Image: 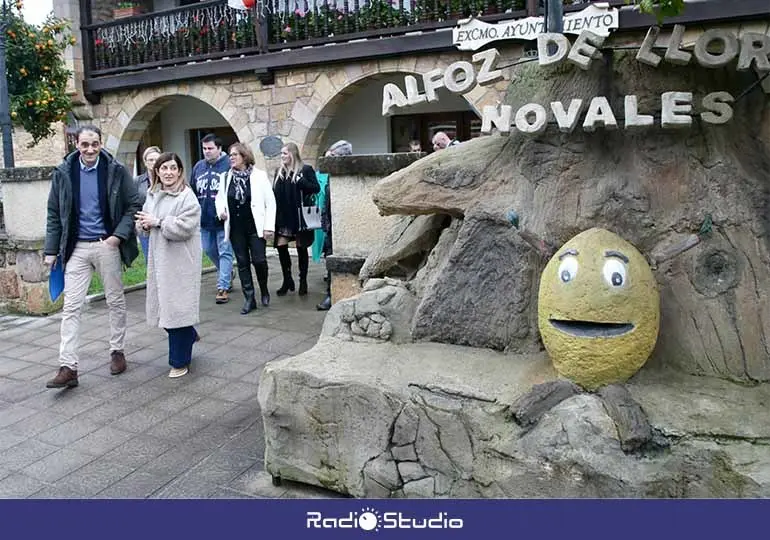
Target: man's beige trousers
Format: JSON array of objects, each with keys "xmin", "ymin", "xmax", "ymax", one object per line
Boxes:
[{"xmin": 59, "ymin": 241, "xmax": 126, "ymax": 369}]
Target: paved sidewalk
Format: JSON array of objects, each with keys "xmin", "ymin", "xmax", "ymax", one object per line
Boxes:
[{"xmin": 0, "ymin": 257, "xmax": 342, "ymax": 499}]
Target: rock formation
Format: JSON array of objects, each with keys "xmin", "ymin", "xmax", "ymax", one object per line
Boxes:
[{"xmin": 259, "ymin": 50, "xmax": 770, "ymax": 497}]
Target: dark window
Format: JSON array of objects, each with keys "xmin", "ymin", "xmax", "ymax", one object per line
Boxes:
[{"xmin": 390, "ymin": 111, "xmax": 481, "ymax": 153}]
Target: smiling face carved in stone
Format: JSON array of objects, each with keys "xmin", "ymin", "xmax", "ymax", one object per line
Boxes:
[{"xmin": 537, "ymin": 228, "xmax": 660, "ymax": 390}]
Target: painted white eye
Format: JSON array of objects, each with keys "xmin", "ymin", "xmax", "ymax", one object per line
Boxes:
[
  {"xmin": 603, "ymin": 259, "xmax": 627, "ymax": 288},
  {"xmin": 557, "ymin": 256, "xmax": 578, "ymax": 283}
]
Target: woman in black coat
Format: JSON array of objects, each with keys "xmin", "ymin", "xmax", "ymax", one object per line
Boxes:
[{"xmin": 272, "ymin": 142, "xmax": 320, "ymax": 296}]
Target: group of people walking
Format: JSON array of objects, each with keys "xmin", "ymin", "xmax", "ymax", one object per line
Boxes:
[{"xmin": 43, "ymin": 125, "xmax": 327, "ymax": 385}]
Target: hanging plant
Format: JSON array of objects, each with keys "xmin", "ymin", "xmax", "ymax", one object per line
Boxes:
[
  {"xmin": 6, "ymin": 2, "xmax": 73, "ymax": 146},
  {"xmin": 626, "ymin": 0, "xmax": 685, "ymax": 24}
]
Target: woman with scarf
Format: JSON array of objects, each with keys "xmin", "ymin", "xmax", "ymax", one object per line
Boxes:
[
  {"xmin": 215, "ymin": 143, "xmax": 276, "ymax": 315},
  {"xmin": 273, "ymin": 142, "xmax": 320, "ymax": 297},
  {"xmin": 135, "ymin": 152, "xmax": 201, "ymax": 378}
]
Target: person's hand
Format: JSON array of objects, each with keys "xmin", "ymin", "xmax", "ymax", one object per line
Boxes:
[
  {"xmin": 135, "ymin": 211, "xmax": 159, "ymax": 230},
  {"xmin": 102, "ymin": 236, "xmax": 121, "ymax": 248},
  {"xmin": 219, "ymin": 211, "xmax": 228, "ymax": 221},
  {"xmin": 263, "ymin": 230, "xmax": 274, "ymax": 241},
  {"xmin": 44, "ymin": 255, "xmax": 57, "ymax": 266}
]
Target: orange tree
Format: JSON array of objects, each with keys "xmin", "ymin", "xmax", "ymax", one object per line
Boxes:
[{"xmin": 6, "ymin": 1, "xmax": 74, "ymax": 145}]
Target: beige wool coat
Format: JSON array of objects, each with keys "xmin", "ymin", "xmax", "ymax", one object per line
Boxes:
[{"xmin": 139, "ymin": 186, "xmax": 202, "ymax": 329}]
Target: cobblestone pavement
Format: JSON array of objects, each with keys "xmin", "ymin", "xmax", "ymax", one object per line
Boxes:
[{"xmin": 0, "ymin": 256, "xmax": 343, "ymax": 499}]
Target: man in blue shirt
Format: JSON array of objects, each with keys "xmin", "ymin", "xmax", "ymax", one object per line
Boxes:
[
  {"xmin": 190, "ymin": 134, "xmax": 233, "ymax": 304},
  {"xmin": 43, "ymin": 125, "xmax": 141, "ymax": 389}
]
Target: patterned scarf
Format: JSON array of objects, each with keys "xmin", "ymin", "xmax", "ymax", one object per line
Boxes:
[{"xmin": 231, "ymin": 167, "xmax": 251, "ymax": 205}]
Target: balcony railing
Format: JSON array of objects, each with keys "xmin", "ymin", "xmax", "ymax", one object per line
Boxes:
[{"xmin": 85, "ymin": 0, "xmax": 536, "ymax": 75}]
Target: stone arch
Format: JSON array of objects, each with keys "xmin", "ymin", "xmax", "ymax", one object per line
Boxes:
[
  {"xmin": 101, "ymin": 81, "xmax": 248, "ymax": 170},
  {"xmin": 291, "ymin": 56, "xmax": 508, "ymax": 158}
]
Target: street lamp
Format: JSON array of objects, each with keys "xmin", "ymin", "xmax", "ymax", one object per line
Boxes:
[{"xmin": 0, "ymin": 0, "xmax": 14, "ymax": 168}]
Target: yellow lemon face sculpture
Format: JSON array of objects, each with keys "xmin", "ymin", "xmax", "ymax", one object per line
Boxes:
[{"xmin": 538, "ymin": 228, "xmax": 660, "ymax": 390}]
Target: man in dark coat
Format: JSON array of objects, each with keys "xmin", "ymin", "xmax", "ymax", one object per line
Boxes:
[{"xmin": 43, "ymin": 125, "xmax": 141, "ymax": 389}]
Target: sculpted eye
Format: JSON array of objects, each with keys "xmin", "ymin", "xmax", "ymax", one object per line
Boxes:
[
  {"xmin": 558, "ymin": 256, "xmax": 578, "ymax": 283},
  {"xmin": 603, "ymin": 259, "xmax": 627, "ymax": 288}
]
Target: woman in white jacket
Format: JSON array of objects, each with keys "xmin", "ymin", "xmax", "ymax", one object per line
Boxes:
[{"xmin": 215, "ymin": 143, "xmax": 276, "ymax": 314}]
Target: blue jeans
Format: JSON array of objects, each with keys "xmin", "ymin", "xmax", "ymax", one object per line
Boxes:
[
  {"xmin": 138, "ymin": 235, "xmax": 149, "ymax": 262},
  {"xmin": 201, "ymin": 228, "xmax": 233, "ymax": 291}
]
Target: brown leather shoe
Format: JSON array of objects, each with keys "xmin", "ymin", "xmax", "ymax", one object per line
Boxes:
[
  {"xmin": 216, "ymin": 289, "xmax": 229, "ymax": 304},
  {"xmin": 46, "ymin": 366, "xmax": 78, "ymax": 389},
  {"xmin": 110, "ymin": 350, "xmax": 127, "ymax": 375}
]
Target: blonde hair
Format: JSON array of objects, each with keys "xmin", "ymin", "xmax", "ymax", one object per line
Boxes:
[
  {"xmin": 278, "ymin": 142, "xmax": 304, "ymax": 181},
  {"xmin": 142, "ymin": 145, "xmax": 162, "ymax": 162}
]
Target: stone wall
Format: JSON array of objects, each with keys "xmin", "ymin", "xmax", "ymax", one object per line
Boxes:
[
  {"xmin": 83, "ymin": 48, "xmax": 516, "ymax": 170},
  {"xmin": 0, "ymin": 167, "xmax": 61, "ymax": 315},
  {"xmin": 0, "ymin": 124, "xmax": 69, "ymax": 168},
  {"xmin": 316, "ymin": 153, "xmax": 424, "ymax": 304}
]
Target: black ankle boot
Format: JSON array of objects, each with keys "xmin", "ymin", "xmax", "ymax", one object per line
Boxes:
[
  {"xmin": 241, "ymin": 289, "xmax": 257, "ymax": 315},
  {"xmin": 276, "ymin": 277, "xmax": 295, "ymax": 296},
  {"xmin": 298, "ymin": 278, "xmax": 308, "ymax": 296}
]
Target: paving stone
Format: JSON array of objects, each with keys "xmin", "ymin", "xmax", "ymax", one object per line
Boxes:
[
  {"xmin": 0, "ymin": 473, "xmax": 46, "ymax": 498},
  {"xmin": 0, "ymin": 439, "xmax": 60, "ymax": 470},
  {"xmin": 65, "ymin": 425, "xmax": 135, "ymax": 457},
  {"xmin": 8, "ymin": 364, "xmax": 58, "ymax": 382},
  {"xmin": 0, "ymin": 358, "xmax": 33, "ymax": 376},
  {"xmin": 96, "ymin": 470, "xmax": 175, "ymax": 499},
  {"xmin": 182, "ymin": 375, "xmax": 232, "ymax": 396},
  {"xmin": 212, "ymin": 381, "xmax": 260, "ymax": 403},
  {"xmin": 27, "ymin": 484, "xmax": 89, "ymax": 499},
  {"xmin": 146, "ymin": 392, "xmax": 204, "ymax": 414},
  {"xmin": 22, "ymin": 448, "xmax": 97, "ymax": 483},
  {"xmin": 151, "ymin": 474, "xmax": 220, "ymax": 499},
  {"xmin": 256, "ymin": 331, "xmax": 317, "ymax": 354},
  {"xmin": 228, "ymin": 466, "xmax": 287, "ymax": 498},
  {"xmin": 101, "ymin": 435, "xmax": 175, "ymax": 469},
  {"xmin": 0, "ymin": 379, "xmax": 48, "ymax": 404},
  {"xmin": 183, "ymin": 398, "xmax": 238, "ymax": 423},
  {"xmin": 0, "ymin": 268, "xmax": 328, "ymax": 498},
  {"xmin": 206, "ymin": 361, "xmax": 265, "ymax": 380},
  {"xmin": 56, "ymin": 456, "xmax": 136, "ymax": 496},
  {"xmin": 143, "ymin": 413, "xmax": 211, "ymax": 443},
  {"xmin": 140, "ymin": 441, "xmax": 213, "ymax": 478},
  {"xmin": 0, "ymin": 430, "xmax": 26, "ymax": 452},
  {"xmin": 18, "ymin": 391, "xmax": 105, "ymax": 418},
  {"xmin": 0, "ymin": 404, "xmax": 38, "ymax": 428},
  {"xmin": 5, "ymin": 410, "xmax": 71, "ymax": 438},
  {"xmin": 35, "ymin": 416, "xmax": 102, "ymax": 446},
  {"xmin": 110, "ymin": 405, "xmax": 170, "ymax": 434}
]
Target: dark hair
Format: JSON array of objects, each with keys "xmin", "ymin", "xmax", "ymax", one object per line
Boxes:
[
  {"xmin": 151, "ymin": 152, "xmax": 185, "ymax": 191},
  {"xmin": 228, "ymin": 142, "xmax": 255, "ymax": 167},
  {"xmin": 75, "ymin": 125, "xmax": 102, "ymax": 142},
  {"xmin": 201, "ymin": 133, "xmax": 221, "ymax": 148}
]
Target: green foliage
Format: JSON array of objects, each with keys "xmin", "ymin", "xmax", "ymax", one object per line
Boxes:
[
  {"xmin": 626, "ymin": 0, "xmax": 686, "ymax": 25},
  {"xmin": 6, "ymin": 4, "xmax": 73, "ymax": 146}
]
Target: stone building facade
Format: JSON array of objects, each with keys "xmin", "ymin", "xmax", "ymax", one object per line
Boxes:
[{"xmin": 83, "ymin": 51, "xmax": 515, "ymax": 171}]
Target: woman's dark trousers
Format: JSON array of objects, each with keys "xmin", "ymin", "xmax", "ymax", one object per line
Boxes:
[
  {"xmin": 165, "ymin": 327, "xmax": 197, "ymax": 368},
  {"xmin": 231, "ymin": 229, "xmax": 269, "ymax": 313}
]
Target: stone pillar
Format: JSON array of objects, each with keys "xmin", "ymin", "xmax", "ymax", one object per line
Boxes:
[
  {"xmin": 315, "ymin": 153, "xmax": 424, "ymax": 304},
  {"xmin": 55, "ymin": 0, "xmax": 88, "ymax": 108},
  {"xmin": 0, "ymin": 167, "xmax": 62, "ymax": 315}
]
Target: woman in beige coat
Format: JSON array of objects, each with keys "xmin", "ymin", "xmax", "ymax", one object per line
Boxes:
[{"xmin": 135, "ymin": 152, "xmax": 202, "ymax": 378}]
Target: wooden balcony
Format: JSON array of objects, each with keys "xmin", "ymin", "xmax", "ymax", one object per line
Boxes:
[{"xmin": 80, "ymin": 0, "xmax": 770, "ymax": 96}]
